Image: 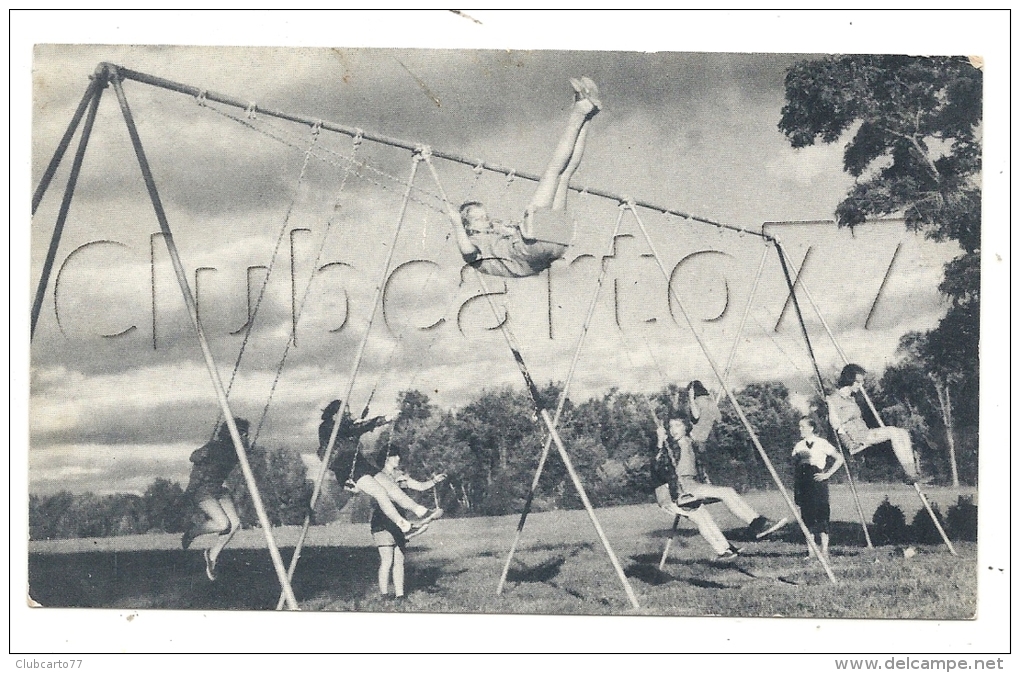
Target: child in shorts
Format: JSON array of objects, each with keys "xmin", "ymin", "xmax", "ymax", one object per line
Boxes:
[{"xmin": 371, "ymin": 448, "xmax": 447, "ymax": 599}]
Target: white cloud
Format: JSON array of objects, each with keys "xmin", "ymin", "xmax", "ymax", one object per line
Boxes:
[
  {"xmin": 765, "ymin": 143, "xmax": 848, "ymax": 186},
  {"xmin": 29, "ymin": 46, "xmax": 964, "ymax": 495}
]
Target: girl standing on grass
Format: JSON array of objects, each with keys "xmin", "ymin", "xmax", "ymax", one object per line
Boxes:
[
  {"xmin": 792, "ymin": 416, "xmax": 844, "ymax": 558},
  {"xmin": 371, "ymin": 448, "xmax": 446, "ymax": 600}
]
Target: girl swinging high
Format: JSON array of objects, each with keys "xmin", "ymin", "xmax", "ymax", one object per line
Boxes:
[{"xmin": 447, "ymin": 77, "xmax": 601, "ymax": 278}]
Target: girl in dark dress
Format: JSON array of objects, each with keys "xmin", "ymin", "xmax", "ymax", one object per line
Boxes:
[{"xmin": 791, "ymin": 416, "xmax": 844, "ymax": 558}]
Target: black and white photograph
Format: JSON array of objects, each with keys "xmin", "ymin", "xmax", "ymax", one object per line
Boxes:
[{"xmin": 13, "ymin": 10, "xmax": 1009, "ymax": 658}]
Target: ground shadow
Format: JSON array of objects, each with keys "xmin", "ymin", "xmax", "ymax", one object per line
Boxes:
[
  {"xmin": 627, "ymin": 558, "xmax": 739, "ymax": 590},
  {"xmin": 682, "ymin": 576, "xmax": 735, "ymax": 589},
  {"xmin": 624, "ymin": 563, "xmax": 674, "ymax": 586},
  {"xmin": 525, "ymin": 541, "xmax": 596, "ymax": 554},
  {"xmin": 759, "ymin": 520, "xmax": 875, "ymax": 548},
  {"xmin": 647, "ymin": 527, "xmax": 700, "ymax": 541},
  {"xmin": 505, "ymin": 555, "xmax": 565, "ymax": 584},
  {"xmin": 28, "ymin": 545, "xmax": 457, "ymax": 610}
]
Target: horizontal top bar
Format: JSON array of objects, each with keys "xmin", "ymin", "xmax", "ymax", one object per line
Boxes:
[{"xmin": 99, "ymin": 62, "xmax": 770, "ymax": 241}]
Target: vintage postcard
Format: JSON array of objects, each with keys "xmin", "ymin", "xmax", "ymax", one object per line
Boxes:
[{"xmin": 15, "ymin": 10, "xmax": 1009, "ymax": 657}]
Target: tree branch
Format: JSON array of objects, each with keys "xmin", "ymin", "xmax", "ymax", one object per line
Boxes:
[{"xmin": 877, "ymin": 123, "xmax": 941, "ymax": 181}]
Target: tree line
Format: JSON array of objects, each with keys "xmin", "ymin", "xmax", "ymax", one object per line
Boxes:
[
  {"xmin": 30, "ymin": 364, "xmax": 977, "ymax": 541},
  {"xmin": 31, "ymin": 54, "xmax": 981, "ymax": 540}
]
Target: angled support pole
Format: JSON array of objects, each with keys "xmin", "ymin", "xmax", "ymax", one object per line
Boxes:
[
  {"xmin": 497, "ymin": 203, "xmax": 627, "ymax": 596},
  {"xmin": 632, "ymin": 207, "xmax": 836, "ymax": 584},
  {"xmin": 769, "ymin": 238, "xmax": 956, "ymax": 556},
  {"xmin": 107, "ymin": 66, "xmax": 299, "ymax": 610},
  {"xmin": 31, "ymin": 73, "xmax": 104, "ymax": 340},
  {"xmin": 658, "ymin": 516, "xmax": 682, "ymax": 570},
  {"xmin": 423, "ymin": 159, "xmax": 640, "ymax": 609},
  {"xmin": 32, "ymin": 75, "xmax": 101, "ymax": 215},
  {"xmin": 276, "ymin": 147, "xmax": 422, "ymax": 610},
  {"xmin": 859, "ymin": 392, "xmax": 958, "ymax": 556},
  {"xmin": 771, "ymin": 237, "xmax": 873, "ymax": 549}
]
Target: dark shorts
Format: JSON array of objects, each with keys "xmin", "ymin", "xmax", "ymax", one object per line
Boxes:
[
  {"xmin": 185, "ymin": 465, "xmax": 229, "ymax": 503},
  {"xmin": 331, "ymin": 451, "xmax": 380, "ymax": 484},
  {"xmin": 370, "ymin": 508, "xmax": 406, "ymax": 548}
]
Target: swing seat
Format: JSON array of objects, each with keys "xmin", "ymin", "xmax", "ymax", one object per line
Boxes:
[{"xmin": 523, "ymin": 208, "xmax": 575, "ymax": 246}]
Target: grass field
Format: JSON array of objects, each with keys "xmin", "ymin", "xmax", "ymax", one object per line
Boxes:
[{"xmin": 27, "ymin": 485, "xmax": 976, "ymax": 619}]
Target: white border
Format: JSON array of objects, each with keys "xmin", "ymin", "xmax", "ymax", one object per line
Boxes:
[{"xmin": 10, "ymin": 9, "xmax": 1011, "ymax": 657}]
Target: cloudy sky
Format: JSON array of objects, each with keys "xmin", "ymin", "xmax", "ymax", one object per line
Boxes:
[
  {"xmin": 12, "ymin": 9, "xmax": 1011, "ymax": 655},
  {"xmin": 24, "ymin": 15, "xmax": 991, "ymax": 498}
]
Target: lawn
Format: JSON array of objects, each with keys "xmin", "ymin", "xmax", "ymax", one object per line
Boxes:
[{"xmin": 27, "ymin": 485, "xmax": 976, "ymax": 619}]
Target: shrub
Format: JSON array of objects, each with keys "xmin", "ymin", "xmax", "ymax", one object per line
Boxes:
[
  {"xmin": 872, "ymin": 496, "xmax": 909, "ymax": 545},
  {"xmin": 945, "ymin": 496, "xmax": 978, "ymax": 541},
  {"xmin": 911, "ymin": 501, "xmax": 947, "ymax": 544}
]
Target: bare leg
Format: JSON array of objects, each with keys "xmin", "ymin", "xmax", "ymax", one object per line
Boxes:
[
  {"xmin": 806, "ymin": 534, "xmax": 817, "ymax": 558},
  {"xmin": 392, "ymin": 546, "xmax": 406, "ymax": 597},
  {"xmin": 377, "ymin": 545, "xmax": 394, "ymax": 595},
  {"xmin": 183, "ymin": 496, "xmax": 232, "ymax": 551},
  {"xmin": 207, "ymin": 496, "xmax": 241, "ymax": 567},
  {"xmin": 864, "ymin": 426, "xmax": 919, "ymax": 479},
  {"xmin": 355, "ymin": 475, "xmax": 412, "ymax": 532},
  {"xmin": 528, "ymin": 82, "xmax": 599, "ymax": 215},
  {"xmin": 820, "ymin": 531, "xmax": 830, "ymax": 557},
  {"xmin": 195, "ymin": 498, "xmax": 232, "ymax": 534},
  {"xmin": 375, "ymin": 471, "xmax": 428, "ymax": 518},
  {"xmin": 551, "ymin": 124, "xmax": 589, "ymax": 210}
]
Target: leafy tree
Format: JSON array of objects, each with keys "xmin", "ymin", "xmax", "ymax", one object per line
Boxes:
[
  {"xmin": 780, "ymin": 55, "xmax": 981, "ymax": 486},
  {"xmin": 709, "ymin": 382, "xmax": 802, "ymax": 491},
  {"xmin": 453, "ymin": 386, "xmax": 545, "ymax": 514},
  {"xmin": 29, "ymin": 490, "xmax": 74, "ymax": 540},
  {"xmin": 229, "ymin": 443, "xmax": 309, "ymax": 527},
  {"xmin": 142, "ymin": 478, "xmax": 188, "ymax": 533},
  {"xmin": 879, "ymin": 332, "xmax": 976, "ymax": 486},
  {"xmin": 780, "ymin": 55, "xmax": 981, "ymax": 252}
]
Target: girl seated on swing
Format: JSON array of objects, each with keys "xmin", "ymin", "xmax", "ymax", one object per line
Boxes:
[
  {"xmin": 448, "ymin": 77, "xmax": 601, "ymax": 278},
  {"xmin": 651, "ymin": 416, "xmax": 741, "ymax": 560},
  {"xmin": 318, "ymin": 400, "xmax": 442, "ymax": 540},
  {"xmin": 181, "ymin": 417, "xmax": 251, "ymax": 581},
  {"xmin": 826, "ymin": 364, "xmax": 928, "ymax": 485}
]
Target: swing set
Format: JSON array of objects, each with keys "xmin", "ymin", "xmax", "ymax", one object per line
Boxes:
[{"xmin": 32, "ymin": 63, "xmax": 953, "ymax": 612}]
